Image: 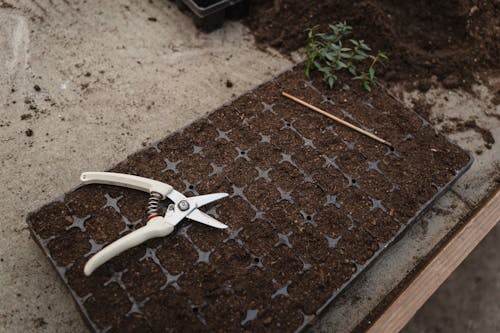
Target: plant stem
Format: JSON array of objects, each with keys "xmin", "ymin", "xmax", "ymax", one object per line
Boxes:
[
  {"xmin": 370, "ymin": 55, "xmax": 380, "ymax": 69},
  {"xmin": 274, "ymin": 0, "xmax": 281, "ymax": 13}
]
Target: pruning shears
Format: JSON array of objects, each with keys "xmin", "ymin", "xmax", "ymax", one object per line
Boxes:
[{"xmin": 80, "ymin": 172, "xmax": 228, "ymax": 276}]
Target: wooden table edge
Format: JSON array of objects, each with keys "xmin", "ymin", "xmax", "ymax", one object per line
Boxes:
[{"xmin": 367, "ymin": 189, "xmax": 500, "ymax": 333}]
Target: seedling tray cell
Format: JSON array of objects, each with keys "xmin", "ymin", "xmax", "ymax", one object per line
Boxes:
[{"xmin": 27, "ymin": 64, "xmax": 472, "ymax": 332}]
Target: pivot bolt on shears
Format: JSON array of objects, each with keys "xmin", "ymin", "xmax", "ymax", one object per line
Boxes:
[{"xmin": 79, "ymin": 172, "xmax": 229, "ymax": 276}]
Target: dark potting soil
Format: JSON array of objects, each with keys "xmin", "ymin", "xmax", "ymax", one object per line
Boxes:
[
  {"xmin": 244, "ymin": 1, "xmax": 499, "ymax": 89},
  {"xmin": 27, "ymin": 64, "xmax": 471, "ymax": 332}
]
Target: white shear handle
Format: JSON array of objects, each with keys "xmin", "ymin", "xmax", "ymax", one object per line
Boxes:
[
  {"xmin": 80, "ymin": 172, "xmax": 173, "ymax": 199},
  {"xmin": 84, "ymin": 217, "xmax": 174, "ymax": 276}
]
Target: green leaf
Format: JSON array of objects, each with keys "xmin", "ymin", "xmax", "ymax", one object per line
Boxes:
[
  {"xmin": 355, "ymin": 50, "xmax": 369, "ymax": 58},
  {"xmin": 359, "ymin": 40, "xmax": 371, "ymax": 51},
  {"xmin": 352, "ymin": 54, "xmax": 366, "ymax": 61},
  {"xmin": 369, "ymin": 67, "xmax": 375, "ymax": 81},
  {"xmin": 305, "ymin": 66, "xmax": 311, "ymax": 78},
  {"xmin": 378, "ymin": 51, "xmax": 389, "ymax": 60},
  {"xmin": 328, "ymin": 76, "xmax": 335, "ymax": 88},
  {"xmin": 307, "ymin": 26, "xmax": 319, "ymax": 39},
  {"xmin": 313, "ymin": 61, "xmax": 325, "ymax": 72},
  {"xmin": 318, "ymin": 67, "xmax": 329, "ymax": 74},
  {"xmin": 363, "ymin": 81, "xmax": 372, "ymax": 92},
  {"xmin": 336, "ymin": 60, "xmax": 348, "ymax": 70},
  {"xmin": 324, "ymin": 53, "xmax": 335, "ymax": 61},
  {"xmin": 331, "ymin": 43, "xmax": 340, "ymax": 51},
  {"xmin": 348, "ymin": 66, "xmax": 357, "ymax": 76}
]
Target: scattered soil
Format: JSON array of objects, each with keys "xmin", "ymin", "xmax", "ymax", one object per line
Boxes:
[
  {"xmin": 33, "ymin": 317, "xmax": 48, "ymax": 329},
  {"xmin": 443, "ymin": 119, "xmax": 495, "ymax": 149},
  {"xmin": 27, "ymin": 64, "xmax": 470, "ymax": 332},
  {"xmin": 21, "ymin": 114, "xmax": 33, "ymax": 120},
  {"xmin": 245, "ymin": 1, "xmax": 499, "ymax": 89},
  {"xmin": 410, "ymin": 98, "xmax": 435, "ymax": 121},
  {"xmin": 0, "ymin": 1, "xmax": 14, "ymax": 9},
  {"xmin": 492, "ymin": 89, "xmax": 500, "ymax": 106}
]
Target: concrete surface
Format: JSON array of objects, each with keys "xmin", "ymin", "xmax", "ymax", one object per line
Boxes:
[
  {"xmin": 0, "ymin": 1, "xmax": 291, "ymax": 331},
  {"xmin": 0, "ymin": 1, "xmax": 498, "ymax": 333},
  {"xmin": 401, "ymin": 81, "xmax": 500, "ymax": 333}
]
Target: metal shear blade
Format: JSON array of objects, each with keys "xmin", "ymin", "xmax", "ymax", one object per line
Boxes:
[
  {"xmin": 165, "ymin": 190, "xmax": 228, "ymax": 229},
  {"xmin": 187, "ymin": 208, "xmax": 227, "ymax": 229}
]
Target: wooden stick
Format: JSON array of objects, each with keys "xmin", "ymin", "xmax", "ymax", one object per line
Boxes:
[{"xmin": 282, "ymin": 92, "xmax": 393, "ymax": 148}]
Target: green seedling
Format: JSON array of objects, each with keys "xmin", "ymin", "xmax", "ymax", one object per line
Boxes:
[{"xmin": 305, "ymin": 22, "xmax": 388, "ymax": 91}]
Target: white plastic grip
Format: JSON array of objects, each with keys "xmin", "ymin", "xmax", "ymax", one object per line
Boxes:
[
  {"xmin": 80, "ymin": 172, "xmax": 173, "ymax": 198},
  {"xmin": 83, "ymin": 217, "xmax": 174, "ymax": 276}
]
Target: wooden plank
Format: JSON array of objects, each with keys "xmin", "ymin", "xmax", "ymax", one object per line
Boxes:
[{"xmin": 368, "ymin": 190, "xmax": 500, "ymax": 333}]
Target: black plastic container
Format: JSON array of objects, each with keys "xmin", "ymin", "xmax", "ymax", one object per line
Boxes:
[
  {"xmin": 175, "ymin": 0, "xmax": 249, "ymax": 32},
  {"xmin": 27, "ymin": 63, "xmax": 474, "ymax": 333}
]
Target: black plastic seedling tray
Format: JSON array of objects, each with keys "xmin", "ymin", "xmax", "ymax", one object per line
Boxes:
[
  {"xmin": 27, "ymin": 64, "xmax": 472, "ymax": 332},
  {"xmin": 175, "ymin": 0, "xmax": 249, "ymax": 32}
]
